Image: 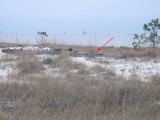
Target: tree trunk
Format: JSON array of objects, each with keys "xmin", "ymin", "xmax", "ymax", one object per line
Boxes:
[
  {"xmin": 152, "ymin": 41, "xmax": 155, "ymax": 51},
  {"xmin": 42, "ymin": 35, "xmax": 44, "ymax": 46}
]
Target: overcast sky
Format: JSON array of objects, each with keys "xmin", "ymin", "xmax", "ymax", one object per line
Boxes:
[{"xmin": 0, "ymin": 0, "xmax": 159, "ymax": 34}]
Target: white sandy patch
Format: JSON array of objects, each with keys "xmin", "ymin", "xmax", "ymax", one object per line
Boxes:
[
  {"xmin": 103, "ymin": 58, "xmax": 160, "ymax": 81},
  {"xmin": 42, "ymin": 65, "xmax": 64, "ymax": 78},
  {"xmin": 6, "ymin": 47, "xmax": 22, "ymax": 50},
  {"xmin": 72, "ymin": 57, "xmax": 98, "ymax": 67},
  {"xmin": 0, "ymin": 66, "xmax": 14, "ymax": 82},
  {"xmin": 0, "ymin": 57, "xmax": 18, "ymax": 83},
  {"xmin": 72, "ymin": 57, "xmax": 160, "ymax": 81},
  {"xmin": 41, "ymin": 47, "xmax": 51, "ymax": 50},
  {"xmin": 36, "ymin": 54, "xmax": 58, "ymax": 61},
  {"xmin": 23, "ymin": 46, "xmax": 39, "ymax": 50},
  {"xmin": 5, "ymin": 46, "xmax": 52, "ymax": 51},
  {"xmin": 4, "ymin": 46, "xmax": 37, "ymax": 50}
]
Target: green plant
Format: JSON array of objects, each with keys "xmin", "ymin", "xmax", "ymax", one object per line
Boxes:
[
  {"xmin": 133, "ymin": 18, "xmax": 160, "ymax": 49},
  {"xmin": 37, "ymin": 31, "xmax": 48, "ymax": 46}
]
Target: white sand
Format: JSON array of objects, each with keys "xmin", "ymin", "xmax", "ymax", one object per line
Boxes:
[{"xmin": 72, "ymin": 57, "xmax": 160, "ymax": 81}]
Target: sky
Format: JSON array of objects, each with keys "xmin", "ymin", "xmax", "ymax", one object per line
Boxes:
[{"xmin": 0, "ymin": 0, "xmax": 160, "ymax": 34}]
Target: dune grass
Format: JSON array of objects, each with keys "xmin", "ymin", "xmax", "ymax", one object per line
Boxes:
[
  {"xmin": 0, "ymin": 52, "xmax": 160, "ymax": 120},
  {"xmin": 0, "ymin": 74, "xmax": 160, "ymax": 120},
  {"xmin": 0, "ymin": 43, "xmax": 160, "ymax": 119}
]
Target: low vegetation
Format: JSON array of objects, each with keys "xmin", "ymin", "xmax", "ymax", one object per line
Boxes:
[
  {"xmin": 50, "ymin": 54, "xmax": 86, "ymax": 73},
  {"xmin": 0, "ymin": 74, "xmax": 160, "ymax": 120},
  {"xmin": 43, "ymin": 57, "xmax": 53, "ymax": 64},
  {"xmin": 0, "ymin": 43, "xmax": 160, "ymax": 119},
  {"xmin": 17, "ymin": 53, "xmax": 43, "ymax": 74},
  {"xmin": 1, "ymin": 42, "xmax": 160, "ymax": 58},
  {"xmin": 41, "ymin": 43, "xmax": 160, "ymax": 58}
]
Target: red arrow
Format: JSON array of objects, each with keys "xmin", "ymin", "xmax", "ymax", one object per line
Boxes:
[{"xmin": 98, "ymin": 37, "xmax": 114, "ymax": 51}]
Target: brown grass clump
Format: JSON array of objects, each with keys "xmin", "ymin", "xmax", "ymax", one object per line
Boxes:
[
  {"xmin": 17, "ymin": 53, "xmax": 43, "ymax": 74},
  {"xmin": 43, "ymin": 57, "xmax": 53, "ymax": 64},
  {"xmin": 120, "ymin": 47, "xmax": 160, "ymax": 58},
  {"xmin": 51, "ymin": 54, "xmax": 86, "ymax": 73},
  {"xmin": 0, "ymin": 42, "xmax": 28, "ymax": 48},
  {"xmin": 90, "ymin": 65, "xmax": 105, "ymax": 73},
  {"xmin": 77, "ymin": 67, "xmax": 90, "ymax": 75}
]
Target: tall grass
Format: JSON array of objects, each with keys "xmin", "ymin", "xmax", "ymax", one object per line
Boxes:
[
  {"xmin": 17, "ymin": 53, "xmax": 43, "ymax": 74},
  {"xmin": 0, "ymin": 71, "xmax": 160, "ymax": 119}
]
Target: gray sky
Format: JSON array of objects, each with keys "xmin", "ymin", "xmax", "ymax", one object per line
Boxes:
[{"xmin": 0, "ymin": 0, "xmax": 159, "ymax": 34}]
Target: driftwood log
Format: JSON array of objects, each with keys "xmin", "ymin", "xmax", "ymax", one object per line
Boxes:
[{"xmin": 2, "ymin": 48, "xmax": 125, "ymax": 59}]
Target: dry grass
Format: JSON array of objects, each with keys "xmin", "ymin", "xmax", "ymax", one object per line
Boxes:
[
  {"xmin": 0, "ymin": 75, "xmax": 160, "ymax": 120},
  {"xmin": 0, "ymin": 56, "xmax": 160, "ymax": 119},
  {"xmin": 42, "ymin": 43, "xmax": 160, "ymax": 58},
  {"xmin": 1, "ymin": 42, "xmax": 160, "ymax": 58},
  {"xmin": 120, "ymin": 47, "xmax": 160, "ymax": 58},
  {"xmin": 90, "ymin": 65, "xmax": 106, "ymax": 73},
  {"xmin": 17, "ymin": 53, "xmax": 43, "ymax": 74},
  {"xmin": 0, "ymin": 42, "xmax": 28, "ymax": 48},
  {"xmin": 0, "ymin": 43, "xmax": 160, "ymax": 119},
  {"xmin": 49, "ymin": 54, "xmax": 87, "ymax": 73},
  {"xmin": 43, "ymin": 57, "xmax": 53, "ymax": 65}
]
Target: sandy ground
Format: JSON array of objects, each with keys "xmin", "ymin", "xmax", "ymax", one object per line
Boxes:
[
  {"xmin": 72, "ymin": 57, "xmax": 160, "ymax": 81},
  {"xmin": 0, "ymin": 46, "xmax": 160, "ymax": 82}
]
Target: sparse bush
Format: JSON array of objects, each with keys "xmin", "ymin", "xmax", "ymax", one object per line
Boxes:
[
  {"xmin": 17, "ymin": 56, "xmax": 43, "ymax": 74},
  {"xmin": 77, "ymin": 67, "xmax": 90, "ymax": 75},
  {"xmin": 52, "ymin": 54, "xmax": 87, "ymax": 73},
  {"xmin": 52, "ymin": 54, "xmax": 70, "ymax": 68},
  {"xmin": 151, "ymin": 75, "xmax": 160, "ymax": 84},
  {"xmin": 91, "ymin": 65, "xmax": 105, "ymax": 73},
  {"xmin": 77, "ymin": 68, "xmax": 85, "ymax": 74},
  {"xmin": 102, "ymin": 69, "xmax": 116, "ymax": 81},
  {"xmin": 43, "ymin": 57, "xmax": 53, "ymax": 64}
]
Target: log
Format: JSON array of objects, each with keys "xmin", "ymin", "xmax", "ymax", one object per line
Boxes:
[{"xmin": 2, "ymin": 48, "xmax": 125, "ymax": 58}]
